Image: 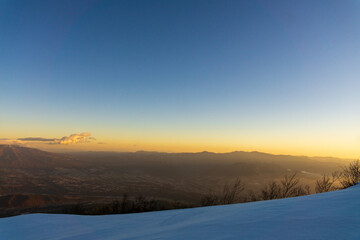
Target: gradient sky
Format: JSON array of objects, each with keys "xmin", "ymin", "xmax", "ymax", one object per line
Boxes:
[{"xmin": 1, "ymin": 0, "xmax": 360, "ymax": 158}]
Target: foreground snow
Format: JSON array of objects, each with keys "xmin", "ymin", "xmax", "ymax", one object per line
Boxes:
[{"xmin": 1, "ymin": 185, "xmax": 360, "ymax": 240}]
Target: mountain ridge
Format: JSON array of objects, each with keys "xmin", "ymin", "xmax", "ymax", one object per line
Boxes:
[{"xmin": 0, "ymin": 144, "xmax": 80, "ymax": 169}]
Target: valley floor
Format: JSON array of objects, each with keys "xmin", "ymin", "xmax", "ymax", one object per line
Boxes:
[{"xmin": 0, "ymin": 185, "xmax": 360, "ymax": 240}]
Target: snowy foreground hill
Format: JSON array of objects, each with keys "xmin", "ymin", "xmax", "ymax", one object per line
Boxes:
[{"xmin": 1, "ymin": 185, "xmax": 360, "ymax": 240}]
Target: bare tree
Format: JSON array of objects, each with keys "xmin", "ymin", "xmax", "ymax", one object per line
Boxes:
[
  {"xmin": 260, "ymin": 173, "xmax": 310, "ymax": 200},
  {"xmin": 111, "ymin": 200, "xmax": 120, "ymax": 214},
  {"xmin": 220, "ymin": 178, "xmax": 245, "ymax": 204},
  {"xmin": 201, "ymin": 178, "xmax": 245, "ymax": 206},
  {"xmin": 338, "ymin": 160, "xmax": 360, "ymax": 188},
  {"xmin": 120, "ymin": 193, "xmax": 129, "ymax": 213},
  {"xmin": 246, "ymin": 190, "xmax": 259, "ymax": 202},
  {"xmin": 261, "ymin": 181, "xmax": 280, "ymax": 200},
  {"xmin": 280, "ymin": 173, "xmax": 301, "ymax": 198},
  {"xmin": 315, "ymin": 173, "xmax": 338, "ymax": 193},
  {"xmin": 200, "ymin": 192, "xmax": 219, "ymax": 206}
]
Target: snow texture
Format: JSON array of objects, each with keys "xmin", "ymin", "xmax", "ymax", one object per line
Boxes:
[{"xmin": 1, "ymin": 185, "xmax": 360, "ymax": 240}]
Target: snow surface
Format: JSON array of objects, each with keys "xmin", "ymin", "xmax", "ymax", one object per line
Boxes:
[{"xmin": 1, "ymin": 185, "xmax": 360, "ymax": 240}]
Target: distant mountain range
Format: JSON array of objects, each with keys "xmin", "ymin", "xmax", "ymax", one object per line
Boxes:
[{"xmin": 0, "ymin": 144, "xmax": 348, "ymax": 212}]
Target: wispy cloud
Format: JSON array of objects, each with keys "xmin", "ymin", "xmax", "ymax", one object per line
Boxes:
[
  {"xmin": 0, "ymin": 133, "xmax": 96, "ymax": 145},
  {"xmin": 17, "ymin": 137, "xmax": 55, "ymax": 142},
  {"xmin": 0, "ymin": 139, "xmax": 25, "ymax": 144}
]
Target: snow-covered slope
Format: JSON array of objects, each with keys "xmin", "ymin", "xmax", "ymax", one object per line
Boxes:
[{"xmin": 1, "ymin": 185, "xmax": 360, "ymax": 240}]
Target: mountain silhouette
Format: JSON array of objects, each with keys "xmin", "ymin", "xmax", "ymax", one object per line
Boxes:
[{"xmin": 0, "ymin": 145, "xmax": 78, "ymax": 169}]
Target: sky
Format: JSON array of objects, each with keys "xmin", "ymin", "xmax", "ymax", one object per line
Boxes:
[{"xmin": 1, "ymin": 0, "xmax": 360, "ymax": 158}]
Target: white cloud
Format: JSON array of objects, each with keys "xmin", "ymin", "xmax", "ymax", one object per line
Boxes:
[{"xmin": 54, "ymin": 132, "xmax": 96, "ymax": 144}]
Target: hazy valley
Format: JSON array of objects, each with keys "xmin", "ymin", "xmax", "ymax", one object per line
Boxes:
[{"xmin": 0, "ymin": 144, "xmax": 348, "ymax": 216}]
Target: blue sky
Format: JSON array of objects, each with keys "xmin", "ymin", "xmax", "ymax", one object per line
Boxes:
[{"xmin": 1, "ymin": 0, "xmax": 360, "ymax": 157}]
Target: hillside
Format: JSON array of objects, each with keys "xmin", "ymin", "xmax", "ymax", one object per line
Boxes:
[{"xmin": 1, "ymin": 185, "xmax": 359, "ymax": 239}]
